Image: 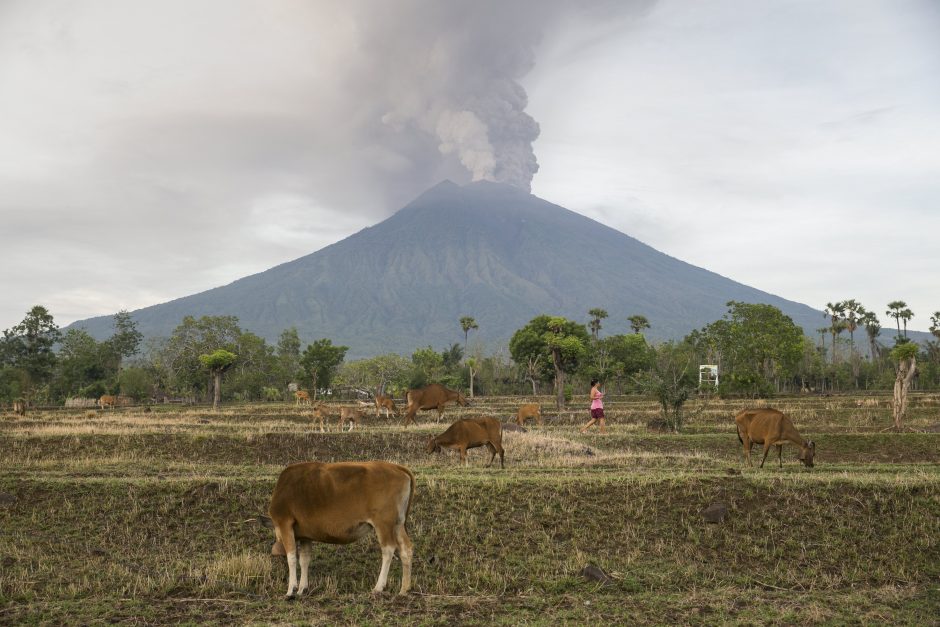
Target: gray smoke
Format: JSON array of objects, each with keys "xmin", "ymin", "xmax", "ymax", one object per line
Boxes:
[{"xmin": 343, "ymin": 0, "xmax": 644, "ymax": 193}]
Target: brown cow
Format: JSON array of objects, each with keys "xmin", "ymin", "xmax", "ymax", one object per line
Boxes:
[
  {"xmin": 12, "ymin": 400, "xmax": 26, "ymax": 416},
  {"xmin": 98, "ymin": 395, "xmax": 116, "ymax": 410},
  {"xmin": 294, "ymin": 390, "xmax": 311, "ymax": 406},
  {"xmin": 267, "ymin": 461, "xmax": 415, "ymax": 598},
  {"xmin": 735, "ymin": 408, "xmax": 816, "ymax": 468},
  {"xmin": 403, "ymin": 383, "xmax": 469, "ymax": 426},
  {"xmin": 515, "ymin": 403, "xmax": 542, "ymax": 426},
  {"xmin": 427, "ymin": 416, "xmax": 504, "ymax": 468},
  {"xmin": 375, "ymin": 394, "xmax": 399, "ymax": 419}
]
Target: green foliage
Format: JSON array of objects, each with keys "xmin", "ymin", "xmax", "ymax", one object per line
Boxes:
[
  {"xmin": 627, "ymin": 314, "xmax": 650, "ymax": 335},
  {"xmin": 637, "ymin": 341, "xmax": 699, "ymax": 432},
  {"xmin": 0, "ymin": 305, "xmax": 61, "ymax": 402},
  {"xmin": 275, "ymin": 328, "xmax": 302, "ymax": 386},
  {"xmin": 509, "ymin": 315, "xmax": 589, "ymax": 378},
  {"xmin": 300, "ymin": 339, "xmax": 348, "ymax": 392},
  {"xmin": 198, "ymin": 349, "xmax": 238, "ymax": 372},
  {"xmin": 890, "ymin": 343, "xmax": 919, "ymax": 362},
  {"xmin": 105, "ymin": 310, "xmax": 143, "ymax": 367},
  {"xmin": 336, "ymin": 353, "xmax": 412, "ymax": 396},
  {"xmin": 53, "ymin": 329, "xmax": 110, "ymax": 398},
  {"xmin": 117, "ymin": 367, "xmax": 154, "ymax": 401},
  {"xmin": 162, "ymin": 315, "xmax": 242, "ymax": 396},
  {"xmin": 691, "ymin": 301, "xmax": 806, "ymax": 396}
]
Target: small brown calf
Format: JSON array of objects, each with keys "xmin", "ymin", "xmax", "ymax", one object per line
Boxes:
[
  {"xmin": 294, "ymin": 390, "xmax": 311, "ymax": 406},
  {"xmin": 735, "ymin": 408, "xmax": 816, "ymax": 468},
  {"xmin": 312, "ymin": 403, "xmax": 361, "ymax": 432},
  {"xmin": 427, "ymin": 416, "xmax": 504, "ymax": 468},
  {"xmin": 375, "ymin": 394, "xmax": 398, "ymax": 419},
  {"xmin": 515, "ymin": 403, "xmax": 542, "ymax": 426},
  {"xmin": 98, "ymin": 395, "xmax": 116, "ymax": 410},
  {"xmin": 267, "ymin": 461, "xmax": 415, "ymax": 598}
]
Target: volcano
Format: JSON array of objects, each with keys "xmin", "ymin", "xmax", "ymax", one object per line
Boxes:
[{"xmin": 69, "ymin": 180, "xmax": 824, "ymax": 357}]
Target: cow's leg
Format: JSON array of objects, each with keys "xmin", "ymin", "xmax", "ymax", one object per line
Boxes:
[
  {"xmin": 437, "ymin": 405, "xmax": 445, "ymax": 422},
  {"xmin": 372, "ymin": 526, "xmax": 396, "ymax": 593},
  {"xmin": 497, "ymin": 443, "xmax": 505, "ymax": 469},
  {"xmin": 297, "ymin": 541, "xmax": 312, "ymax": 595},
  {"xmin": 395, "ymin": 523, "xmax": 413, "ymax": 594},
  {"xmin": 742, "ymin": 436, "xmax": 752, "ymax": 467},
  {"xmin": 485, "ymin": 442, "xmax": 497, "ymax": 467},
  {"xmin": 459, "ymin": 446, "xmax": 468, "ymax": 466},
  {"xmin": 277, "ymin": 521, "xmax": 299, "ymax": 599},
  {"xmin": 759, "ymin": 441, "xmax": 772, "ymax": 468}
]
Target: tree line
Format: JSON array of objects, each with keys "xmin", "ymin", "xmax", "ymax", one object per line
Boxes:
[{"xmin": 2, "ymin": 300, "xmax": 938, "ymax": 410}]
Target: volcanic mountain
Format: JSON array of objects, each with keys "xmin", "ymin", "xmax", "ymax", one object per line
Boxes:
[{"xmin": 70, "ymin": 180, "xmax": 824, "ymax": 358}]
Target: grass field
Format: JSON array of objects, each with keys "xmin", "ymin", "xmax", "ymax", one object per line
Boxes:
[{"xmin": 1, "ymin": 394, "xmax": 938, "ymax": 625}]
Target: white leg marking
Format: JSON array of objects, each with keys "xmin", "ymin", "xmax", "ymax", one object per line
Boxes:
[
  {"xmin": 298, "ymin": 542, "xmax": 311, "ymax": 595},
  {"xmin": 286, "ymin": 550, "xmax": 298, "ymax": 598},
  {"xmin": 373, "ymin": 545, "xmax": 395, "ymax": 593}
]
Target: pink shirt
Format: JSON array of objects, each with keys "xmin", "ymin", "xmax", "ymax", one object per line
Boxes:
[{"xmin": 590, "ymin": 390, "xmax": 604, "ymax": 410}]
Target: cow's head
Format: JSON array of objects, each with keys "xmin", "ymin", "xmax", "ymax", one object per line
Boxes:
[
  {"xmin": 425, "ymin": 436, "xmax": 441, "ymax": 454},
  {"xmin": 457, "ymin": 392, "xmax": 470, "ymax": 407},
  {"xmin": 798, "ymin": 440, "xmax": 816, "ymax": 468}
]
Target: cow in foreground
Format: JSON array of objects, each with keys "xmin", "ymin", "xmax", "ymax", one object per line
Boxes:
[
  {"xmin": 427, "ymin": 416, "xmax": 505, "ymax": 468},
  {"xmin": 403, "ymin": 383, "xmax": 469, "ymax": 426},
  {"xmin": 266, "ymin": 461, "xmax": 415, "ymax": 598},
  {"xmin": 515, "ymin": 403, "xmax": 542, "ymax": 427},
  {"xmin": 735, "ymin": 408, "xmax": 815, "ymax": 468}
]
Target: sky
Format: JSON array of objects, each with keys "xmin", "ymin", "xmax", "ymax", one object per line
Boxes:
[{"xmin": 1, "ymin": 0, "xmax": 938, "ymax": 334}]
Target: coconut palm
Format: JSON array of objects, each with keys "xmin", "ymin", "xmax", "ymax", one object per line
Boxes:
[
  {"xmin": 886, "ymin": 301, "xmax": 907, "ymax": 338},
  {"xmin": 459, "ymin": 316, "xmax": 478, "ymax": 355}
]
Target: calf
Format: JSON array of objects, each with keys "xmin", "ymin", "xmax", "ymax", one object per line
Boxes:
[
  {"xmin": 515, "ymin": 403, "xmax": 542, "ymax": 426},
  {"xmin": 294, "ymin": 390, "xmax": 311, "ymax": 406},
  {"xmin": 98, "ymin": 395, "xmax": 116, "ymax": 410},
  {"xmin": 312, "ymin": 403, "xmax": 361, "ymax": 432},
  {"xmin": 734, "ymin": 408, "xmax": 816, "ymax": 468},
  {"xmin": 267, "ymin": 461, "xmax": 415, "ymax": 598},
  {"xmin": 427, "ymin": 416, "xmax": 504, "ymax": 468},
  {"xmin": 375, "ymin": 394, "xmax": 399, "ymax": 419}
]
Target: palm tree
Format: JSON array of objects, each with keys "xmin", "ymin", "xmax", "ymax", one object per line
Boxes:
[
  {"xmin": 825, "ymin": 302, "xmax": 846, "ymax": 364},
  {"xmin": 587, "ymin": 308, "xmax": 608, "ymax": 340},
  {"xmin": 840, "ymin": 299, "xmax": 863, "ymax": 353},
  {"xmin": 459, "ymin": 316, "xmax": 478, "ymax": 355},
  {"xmin": 930, "ymin": 311, "xmax": 940, "ymax": 340},
  {"xmin": 816, "ymin": 327, "xmax": 828, "ymax": 357},
  {"xmin": 886, "ymin": 301, "xmax": 907, "ymax": 339},
  {"xmin": 900, "ymin": 308, "xmax": 913, "ymax": 338},
  {"xmin": 628, "ymin": 315, "xmax": 650, "ymax": 335},
  {"xmin": 859, "ymin": 310, "xmax": 882, "ymax": 361}
]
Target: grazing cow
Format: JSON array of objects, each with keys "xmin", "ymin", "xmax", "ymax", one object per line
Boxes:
[
  {"xmin": 266, "ymin": 461, "xmax": 415, "ymax": 598},
  {"xmin": 735, "ymin": 408, "xmax": 816, "ymax": 468},
  {"xmin": 312, "ymin": 403, "xmax": 362, "ymax": 432},
  {"xmin": 403, "ymin": 383, "xmax": 469, "ymax": 426},
  {"xmin": 375, "ymin": 394, "xmax": 398, "ymax": 419},
  {"xmin": 427, "ymin": 416, "xmax": 504, "ymax": 468},
  {"xmin": 98, "ymin": 395, "xmax": 116, "ymax": 410},
  {"xmin": 515, "ymin": 403, "xmax": 542, "ymax": 427},
  {"xmin": 294, "ymin": 390, "xmax": 311, "ymax": 406}
]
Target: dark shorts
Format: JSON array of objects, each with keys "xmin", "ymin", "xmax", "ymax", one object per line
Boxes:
[{"xmin": 591, "ymin": 408, "xmax": 605, "ymax": 419}]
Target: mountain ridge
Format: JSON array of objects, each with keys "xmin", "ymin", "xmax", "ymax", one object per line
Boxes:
[{"xmin": 69, "ymin": 180, "xmax": 836, "ymax": 358}]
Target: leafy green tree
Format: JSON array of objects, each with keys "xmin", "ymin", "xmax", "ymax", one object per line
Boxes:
[
  {"xmin": 105, "ymin": 310, "xmax": 143, "ymax": 371},
  {"xmin": 628, "ymin": 315, "xmax": 650, "ymax": 335},
  {"xmin": 336, "ymin": 354, "xmax": 411, "ymax": 396},
  {"xmin": 510, "ymin": 315, "xmax": 589, "ymax": 408},
  {"xmin": 410, "ymin": 346, "xmax": 445, "ymax": 388},
  {"xmin": 301, "ymin": 339, "xmax": 348, "ymax": 398},
  {"xmin": 199, "ymin": 349, "xmax": 238, "ymax": 410},
  {"xmin": 637, "ymin": 341, "xmax": 698, "ymax": 432},
  {"xmin": 276, "ymin": 327, "xmax": 303, "ymax": 388},
  {"xmin": 161, "ymin": 315, "xmax": 241, "ymax": 399},
  {"xmin": 695, "ymin": 301, "xmax": 806, "ymax": 396},
  {"xmin": 118, "ymin": 367, "xmax": 154, "ymax": 401},
  {"xmin": 228, "ymin": 332, "xmax": 277, "ymax": 401},
  {"xmin": 459, "ymin": 316, "xmax": 478, "ymax": 355},
  {"xmin": 588, "ymin": 308, "xmax": 608, "ymax": 340},
  {"xmin": 54, "ymin": 329, "xmax": 109, "ymax": 399},
  {"xmin": 0, "ymin": 306, "xmax": 61, "ymax": 404}
]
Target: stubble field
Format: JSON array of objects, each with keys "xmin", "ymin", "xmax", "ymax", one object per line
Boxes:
[{"xmin": 1, "ymin": 394, "xmax": 939, "ymax": 625}]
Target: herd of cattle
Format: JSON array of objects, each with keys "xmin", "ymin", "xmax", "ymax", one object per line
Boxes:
[{"xmin": 260, "ymin": 384, "xmax": 816, "ymax": 598}]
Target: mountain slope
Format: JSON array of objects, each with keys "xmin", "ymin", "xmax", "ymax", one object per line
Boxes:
[{"xmin": 70, "ymin": 180, "xmax": 828, "ymax": 357}]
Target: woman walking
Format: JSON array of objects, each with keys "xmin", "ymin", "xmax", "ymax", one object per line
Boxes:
[{"xmin": 580, "ymin": 378, "xmax": 607, "ymax": 433}]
